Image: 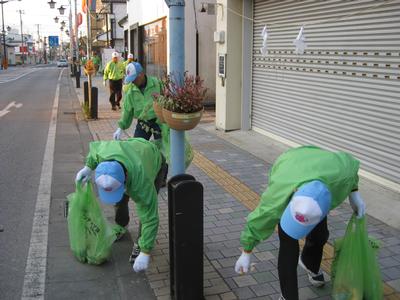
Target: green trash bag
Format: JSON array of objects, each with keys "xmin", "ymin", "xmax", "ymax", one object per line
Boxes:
[
  {"xmin": 332, "ymin": 215, "xmax": 383, "ymax": 300},
  {"xmin": 67, "ymin": 182, "xmax": 121, "ymax": 265}
]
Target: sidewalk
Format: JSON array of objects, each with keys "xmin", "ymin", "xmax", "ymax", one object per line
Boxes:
[{"xmin": 74, "ymin": 75, "xmax": 400, "ymax": 299}]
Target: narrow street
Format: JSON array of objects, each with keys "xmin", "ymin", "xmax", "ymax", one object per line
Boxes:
[{"xmin": 0, "ymin": 66, "xmax": 60, "ymax": 299}]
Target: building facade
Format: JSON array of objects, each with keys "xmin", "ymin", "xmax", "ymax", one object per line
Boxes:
[
  {"xmin": 215, "ymin": 0, "xmax": 400, "ymax": 190},
  {"xmin": 123, "ymin": 0, "xmax": 216, "ymax": 101}
]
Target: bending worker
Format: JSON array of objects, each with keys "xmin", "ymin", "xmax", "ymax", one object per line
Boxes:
[
  {"xmin": 234, "ymin": 146, "xmax": 366, "ymax": 300},
  {"xmin": 103, "ymin": 51, "xmax": 125, "ymax": 110},
  {"xmin": 75, "ymin": 138, "xmax": 168, "ymax": 272},
  {"xmin": 113, "ymin": 62, "xmax": 163, "ymax": 141}
]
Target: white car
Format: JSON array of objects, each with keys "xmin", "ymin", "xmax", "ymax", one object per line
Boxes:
[{"xmin": 57, "ymin": 59, "xmax": 68, "ymax": 67}]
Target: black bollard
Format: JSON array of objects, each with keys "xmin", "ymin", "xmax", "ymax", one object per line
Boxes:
[
  {"xmin": 90, "ymin": 86, "xmax": 98, "ymax": 119},
  {"xmin": 168, "ymin": 174, "xmax": 204, "ymax": 300},
  {"xmin": 83, "ymin": 81, "xmax": 88, "ymax": 106},
  {"xmin": 75, "ymin": 66, "xmax": 81, "ymax": 88}
]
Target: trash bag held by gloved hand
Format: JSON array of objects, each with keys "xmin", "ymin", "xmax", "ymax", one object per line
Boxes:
[
  {"xmin": 66, "ymin": 183, "xmax": 87, "ymax": 263},
  {"xmin": 332, "ymin": 215, "xmax": 383, "ymax": 300},
  {"xmin": 67, "ymin": 182, "xmax": 118, "ymax": 265}
]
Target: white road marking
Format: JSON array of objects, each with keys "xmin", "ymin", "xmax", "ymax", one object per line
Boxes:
[
  {"xmin": 0, "ymin": 69, "xmax": 37, "ymax": 84},
  {"xmin": 21, "ymin": 69, "xmax": 63, "ymax": 300},
  {"xmin": 0, "ymin": 101, "xmax": 24, "ymax": 118}
]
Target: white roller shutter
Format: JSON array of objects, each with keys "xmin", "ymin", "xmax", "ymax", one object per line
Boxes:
[{"xmin": 251, "ymin": 0, "xmax": 400, "ymax": 184}]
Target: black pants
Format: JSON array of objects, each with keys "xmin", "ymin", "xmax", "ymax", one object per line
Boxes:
[
  {"xmin": 278, "ymin": 218, "xmax": 329, "ymax": 300},
  {"xmin": 114, "ymin": 156, "xmax": 168, "ymax": 243},
  {"xmin": 109, "ymin": 79, "xmax": 122, "ymax": 107},
  {"xmin": 134, "ymin": 118, "xmax": 162, "ymax": 140}
]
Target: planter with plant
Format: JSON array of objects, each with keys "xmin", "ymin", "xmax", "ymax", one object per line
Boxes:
[
  {"xmin": 154, "ymin": 72, "xmax": 207, "ymax": 131},
  {"xmin": 152, "ymin": 94, "xmax": 167, "ymax": 123}
]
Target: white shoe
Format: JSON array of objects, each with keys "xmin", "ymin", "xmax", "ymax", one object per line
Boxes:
[
  {"xmin": 278, "ymin": 295, "xmax": 286, "ymax": 300},
  {"xmin": 298, "ymin": 256, "xmax": 326, "ymax": 287}
]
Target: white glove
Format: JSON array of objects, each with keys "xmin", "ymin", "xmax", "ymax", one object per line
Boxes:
[
  {"xmin": 349, "ymin": 191, "xmax": 366, "ymax": 218},
  {"xmin": 75, "ymin": 166, "xmax": 92, "ymax": 184},
  {"xmin": 103, "ymin": 80, "xmax": 107, "ymax": 87},
  {"xmin": 133, "ymin": 252, "xmax": 150, "ymax": 272},
  {"xmin": 113, "ymin": 128, "xmax": 122, "ymax": 140},
  {"xmin": 234, "ymin": 251, "xmax": 251, "ymax": 274}
]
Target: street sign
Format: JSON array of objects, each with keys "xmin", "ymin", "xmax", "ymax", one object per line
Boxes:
[{"xmin": 48, "ymin": 36, "xmax": 59, "ymax": 47}]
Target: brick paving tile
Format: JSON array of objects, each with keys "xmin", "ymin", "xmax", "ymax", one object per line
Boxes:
[
  {"xmin": 250, "ymin": 282, "xmax": 276, "ymax": 297},
  {"xmin": 252, "ymin": 271, "xmax": 277, "ymax": 284},
  {"xmin": 233, "ymin": 275, "xmax": 258, "ymax": 287},
  {"xmin": 86, "ymin": 99, "xmax": 400, "ymax": 299},
  {"xmin": 232, "ymin": 286, "xmax": 256, "ymax": 299},
  {"xmin": 220, "ymin": 291, "xmax": 238, "ymax": 300}
]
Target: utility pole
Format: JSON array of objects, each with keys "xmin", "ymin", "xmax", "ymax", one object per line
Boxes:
[
  {"xmin": 36, "ymin": 24, "xmax": 40, "ymax": 63},
  {"xmin": 68, "ymin": 0, "xmax": 73, "ymax": 74},
  {"xmin": 74, "ymin": 0, "xmax": 80, "ymax": 84},
  {"xmin": 17, "ymin": 9, "xmax": 24, "ymax": 65},
  {"xmin": 43, "ymin": 36, "xmax": 47, "ymax": 64},
  {"xmin": 105, "ymin": 12, "xmax": 109, "ymax": 47},
  {"xmin": 167, "ymin": 0, "xmax": 186, "ymax": 176},
  {"xmin": 86, "ymin": 1, "xmax": 92, "ymax": 115},
  {"xmin": 1, "ymin": 1, "xmax": 7, "ymax": 69},
  {"xmin": 110, "ymin": 2, "xmax": 114, "ymax": 48}
]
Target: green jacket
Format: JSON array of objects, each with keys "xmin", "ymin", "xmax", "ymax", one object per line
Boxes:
[
  {"xmin": 92, "ymin": 55, "xmax": 101, "ymax": 66},
  {"xmin": 103, "ymin": 60, "xmax": 125, "ymax": 81},
  {"xmin": 85, "ymin": 138, "xmax": 162, "ymax": 253},
  {"xmin": 240, "ymin": 146, "xmax": 359, "ymax": 251},
  {"xmin": 117, "ymin": 76, "xmax": 162, "ymax": 129},
  {"xmin": 80, "ymin": 56, "xmax": 87, "ymax": 66},
  {"xmin": 123, "ymin": 59, "xmax": 134, "ymax": 69}
]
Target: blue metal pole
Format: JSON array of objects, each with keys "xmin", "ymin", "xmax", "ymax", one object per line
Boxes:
[{"xmin": 166, "ymin": 0, "xmax": 185, "ymax": 176}]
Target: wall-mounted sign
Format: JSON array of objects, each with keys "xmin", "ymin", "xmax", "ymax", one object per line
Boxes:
[{"xmin": 218, "ymin": 53, "xmax": 226, "ymax": 78}]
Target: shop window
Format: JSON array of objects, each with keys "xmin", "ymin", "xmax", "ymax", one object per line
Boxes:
[{"xmin": 142, "ymin": 18, "xmax": 167, "ymax": 78}]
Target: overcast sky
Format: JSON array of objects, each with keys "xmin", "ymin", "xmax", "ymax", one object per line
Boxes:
[{"xmin": 1, "ymin": 0, "xmax": 87, "ymax": 41}]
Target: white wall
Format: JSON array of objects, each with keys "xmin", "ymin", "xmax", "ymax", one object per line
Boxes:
[
  {"xmin": 113, "ymin": 4, "xmax": 126, "ymax": 40},
  {"xmin": 127, "ymin": 0, "xmax": 169, "ymax": 26},
  {"xmin": 126, "ymin": 0, "xmax": 216, "ymax": 101},
  {"xmin": 215, "ymin": 0, "xmax": 242, "ymax": 131},
  {"xmin": 185, "ymin": 0, "xmax": 216, "ymax": 101}
]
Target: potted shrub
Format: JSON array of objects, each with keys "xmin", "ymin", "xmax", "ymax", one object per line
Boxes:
[
  {"xmin": 154, "ymin": 72, "xmax": 207, "ymax": 131},
  {"xmin": 152, "ymin": 94, "xmax": 167, "ymax": 123}
]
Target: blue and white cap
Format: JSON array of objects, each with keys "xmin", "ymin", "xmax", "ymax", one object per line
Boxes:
[
  {"xmin": 125, "ymin": 62, "xmax": 143, "ymax": 84},
  {"xmin": 95, "ymin": 161, "xmax": 125, "ymax": 204},
  {"xmin": 280, "ymin": 180, "xmax": 331, "ymax": 239}
]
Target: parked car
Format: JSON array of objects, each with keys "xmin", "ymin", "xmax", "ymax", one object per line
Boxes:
[{"xmin": 57, "ymin": 59, "xmax": 68, "ymax": 68}]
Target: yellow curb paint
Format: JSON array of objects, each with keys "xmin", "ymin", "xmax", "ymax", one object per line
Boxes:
[{"xmin": 193, "ymin": 150, "xmax": 400, "ymax": 298}]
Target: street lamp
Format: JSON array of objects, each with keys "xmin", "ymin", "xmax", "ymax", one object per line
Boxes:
[
  {"xmin": 48, "ymin": 0, "xmax": 56, "ymax": 9},
  {"xmin": 1, "ymin": 0, "xmax": 22, "ymax": 69},
  {"xmin": 60, "ymin": 20, "xmax": 66, "ymax": 27},
  {"xmin": 58, "ymin": 5, "xmax": 65, "ymax": 15},
  {"xmin": 54, "ymin": 16, "xmax": 59, "ymax": 23}
]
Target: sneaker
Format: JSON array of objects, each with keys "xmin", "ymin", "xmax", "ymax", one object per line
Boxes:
[
  {"xmin": 117, "ymin": 103, "xmax": 121, "ymax": 109},
  {"xmin": 112, "ymin": 105, "xmax": 117, "ymax": 111},
  {"xmin": 298, "ymin": 256, "xmax": 325, "ymax": 287},
  {"xmin": 278, "ymin": 295, "xmax": 286, "ymax": 300},
  {"xmin": 129, "ymin": 243, "xmax": 141, "ymax": 263}
]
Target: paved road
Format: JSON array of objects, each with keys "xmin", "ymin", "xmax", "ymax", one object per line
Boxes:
[{"xmin": 0, "ymin": 66, "xmax": 62, "ymax": 299}]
